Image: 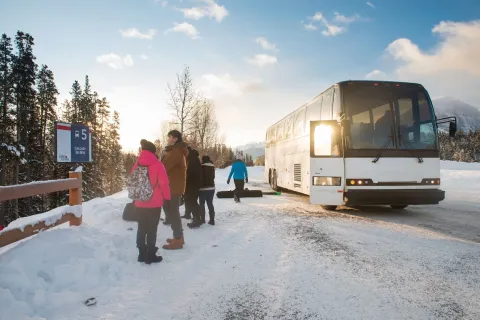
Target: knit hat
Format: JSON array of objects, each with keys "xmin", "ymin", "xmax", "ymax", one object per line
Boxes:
[
  {"xmin": 140, "ymin": 139, "xmax": 156, "ymax": 154},
  {"xmin": 236, "ymin": 154, "xmax": 243, "ymax": 160}
]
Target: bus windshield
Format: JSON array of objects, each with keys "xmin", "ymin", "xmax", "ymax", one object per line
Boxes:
[{"xmin": 342, "ymin": 82, "xmax": 438, "ymax": 150}]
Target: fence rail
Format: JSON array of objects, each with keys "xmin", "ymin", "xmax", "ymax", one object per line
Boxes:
[{"xmin": 0, "ymin": 172, "xmax": 83, "ymax": 248}]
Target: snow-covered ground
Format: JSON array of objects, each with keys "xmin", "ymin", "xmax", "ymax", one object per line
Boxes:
[{"xmin": 1, "ymin": 162, "xmax": 480, "ymax": 319}]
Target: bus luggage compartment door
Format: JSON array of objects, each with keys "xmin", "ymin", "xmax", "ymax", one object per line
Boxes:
[{"xmin": 309, "ymin": 120, "xmax": 344, "ymax": 206}]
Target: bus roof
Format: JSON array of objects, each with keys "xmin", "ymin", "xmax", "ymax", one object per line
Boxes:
[
  {"xmin": 265, "ymin": 80, "xmax": 426, "ymax": 131},
  {"xmin": 337, "ymin": 80, "xmax": 424, "ymax": 87}
]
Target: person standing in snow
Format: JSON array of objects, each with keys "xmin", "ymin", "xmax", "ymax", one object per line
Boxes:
[
  {"xmin": 185, "ymin": 147, "xmax": 204, "ymax": 228},
  {"xmin": 130, "ymin": 139, "xmax": 171, "ymax": 264},
  {"xmin": 199, "ymin": 155, "xmax": 216, "ymax": 225},
  {"xmin": 161, "ymin": 130, "xmax": 188, "ymax": 250},
  {"xmin": 227, "ymin": 154, "xmax": 249, "ymax": 202}
]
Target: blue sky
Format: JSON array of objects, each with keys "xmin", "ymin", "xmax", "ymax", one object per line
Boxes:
[{"xmin": 1, "ymin": 0, "xmax": 480, "ymax": 151}]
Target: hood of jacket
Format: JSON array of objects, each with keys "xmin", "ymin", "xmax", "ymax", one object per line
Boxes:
[
  {"xmin": 164, "ymin": 142, "xmax": 189, "ymax": 156},
  {"xmin": 137, "ymin": 150, "xmax": 158, "ymax": 166}
]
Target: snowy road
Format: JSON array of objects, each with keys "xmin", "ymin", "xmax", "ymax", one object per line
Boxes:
[{"xmin": 1, "ymin": 163, "xmax": 480, "ymax": 320}]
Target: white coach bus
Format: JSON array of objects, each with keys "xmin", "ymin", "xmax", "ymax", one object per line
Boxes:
[{"xmin": 265, "ymin": 80, "xmax": 457, "ymax": 210}]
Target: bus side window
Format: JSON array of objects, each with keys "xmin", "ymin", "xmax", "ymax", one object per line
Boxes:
[
  {"xmin": 321, "ymin": 88, "xmax": 333, "ymax": 120},
  {"xmin": 293, "ymin": 106, "xmax": 306, "ymax": 137},
  {"xmin": 284, "ymin": 115, "xmax": 293, "ymax": 140},
  {"xmin": 305, "ymin": 97, "xmax": 322, "ymax": 130},
  {"xmin": 332, "ymin": 87, "xmax": 341, "ymax": 120},
  {"xmin": 277, "ymin": 120, "xmax": 285, "ymax": 142}
]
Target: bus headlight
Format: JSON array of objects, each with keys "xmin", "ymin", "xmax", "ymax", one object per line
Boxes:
[
  {"xmin": 312, "ymin": 176, "xmax": 341, "ymax": 186},
  {"xmin": 421, "ymin": 178, "xmax": 440, "ymax": 185}
]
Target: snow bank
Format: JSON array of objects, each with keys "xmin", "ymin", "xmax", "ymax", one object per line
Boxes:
[
  {"xmin": 0, "ymin": 178, "xmax": 78, "ymax": 190},
  {"xmin": 441, "ymin": 160, "xmax": 480, "ymax": 171},
  {"xmin": 1, "ymin": 205, "xmax": 83, "ymax": 234}
]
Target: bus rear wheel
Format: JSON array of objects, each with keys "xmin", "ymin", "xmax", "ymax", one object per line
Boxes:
[
  {"xmin": 271, "ymin": 170, "xmax": 279, "ymax": 191},
  {"xmin": 321, "ymin": 205, "xmax": 337, "ymax": 211},
  {"xmin": 390, "ymin": 205, "xmax": 408, "ymax": 210}
]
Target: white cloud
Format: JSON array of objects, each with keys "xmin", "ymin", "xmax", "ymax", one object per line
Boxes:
[
  {"xmin": 120, "ymin": 28, "xmax": 156, "ymax": 40},
  {"xmin": 322, "ymin": 25, "xmax": 346, "ymax": 37},
  {"xmin": 367, "ymin": 2, "xmax": 375, "ymax": 9},
  {"xmin": 162, "ymin": 1, "xmax": 168, "ymax": 7},
  {"xmin": 165, "ymin": 22, "xmax": 200, "ymax": 39},
  {"xmin": 179, "ymin": 0, "xmax": 229, "ymax": 22},
  {"xmin": 365, "ymin": 69, "xmax": 388, "ymax": 80},
  {"xmin": 96, "ymin": 53, "xmax": 134, "ymax": 69},
  {"xmin": 386, "ymin": 20, "xmax": 480, "ymax": 105},
  {"xmin": 200, "ymin": 74, "xmax": 263, "ymax": 98},
  {"xmin": 303, "ymin": 11, "xmax": 347, "ymax": 36},
  {"xmin": 334, "ymin": 13, "xmax": 361, "ymax": 24},
  {"xmin": 387, "ymin": 20, "xmax": 480, "ymax": 76},
  {"xmin": 245, "ymin": 54, "xmax": 278, "ymax": 67},
  {"xmin": 255, "ymin": 37, "xmax": 278, "ymax": 51},
  {"xmin": 303, "ymin": 22, "xmax": 318, "ymax": 31},
  {"xmin": 140, "ymin": 54, "xmax": 148, "ymax": 60}
]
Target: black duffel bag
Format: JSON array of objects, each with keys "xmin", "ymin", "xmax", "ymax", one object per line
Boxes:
[{"xmin": 122, "ymin": 202, "xmax": 138, "ymax": 221}]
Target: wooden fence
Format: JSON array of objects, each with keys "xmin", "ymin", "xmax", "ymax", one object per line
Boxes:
[{"xmin": 0, "ymin": 172, "xmax": 82, "ymax": 248}]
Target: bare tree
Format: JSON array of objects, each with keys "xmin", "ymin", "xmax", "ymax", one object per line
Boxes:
[
  {"xmin": 158, "ymin": 120, "xmax": 180, "ymax": 149},
  {"xmin": 193, "ymin": 98, "xmax": 219, "ymax": 151},
  {"xmin": 166, "ymin": 65, "xmax": 199, "ymax": 134}
]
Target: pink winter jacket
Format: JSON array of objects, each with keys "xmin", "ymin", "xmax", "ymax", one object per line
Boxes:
[{"xmin": 130, "ymin": 150, "xmax": 171, "ymax": 208}]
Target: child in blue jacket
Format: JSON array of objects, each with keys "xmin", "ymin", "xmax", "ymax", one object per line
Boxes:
[{"xmin": 227, "ymin": 154, "xmax": 248, "ymax": 202}]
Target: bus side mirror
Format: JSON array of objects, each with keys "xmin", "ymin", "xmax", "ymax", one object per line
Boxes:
[{"xmin": 449, "ymin": 122, "xmax": 457, "ymax": 137}]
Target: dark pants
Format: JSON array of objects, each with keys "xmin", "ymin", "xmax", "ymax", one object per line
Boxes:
[
  {"xmin": 184, "ymin": 190, "xmax": 201, "ymax": 220},
  {"xmin": 164, "ymin": 195, "xmax": 184, "ymax": 239},
  {"xmin": 136, "ymin": 207, "xmax": 161, "ymax": 249},
  {"xmin": 234, "ymin": 179, "xmax": 245, "ymax": 198},
  {"xmin": 199, "ymin": 189, "xmax": 215, "ymax": 220}
]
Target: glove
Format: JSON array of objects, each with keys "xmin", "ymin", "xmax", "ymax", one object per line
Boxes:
[
  {"xmin": 245, "ymin": 177, "xmax": 248, "ymax": 183},
  {"xmin": 227, "ymin": 179, "xmax": 230, "ymax": 184}
]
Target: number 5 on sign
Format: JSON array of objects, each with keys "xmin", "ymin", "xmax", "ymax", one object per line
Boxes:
[{"xmin": 82, "ymin": 129, "xmax": 87, "ymax": 140}]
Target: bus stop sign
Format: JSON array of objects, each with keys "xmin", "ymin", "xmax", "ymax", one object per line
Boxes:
[{"xmin": 55, "ymin": 122, "xmax": 93, "ymax": 163}]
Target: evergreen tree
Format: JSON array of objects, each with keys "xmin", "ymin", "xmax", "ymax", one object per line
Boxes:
[
  {"xmin": 0, "ymin": 30, "xmax": 126, "ymax": 225},
  {"xmin": 12, "ymin": 31, "xmax": 39, "ymax": 215}
]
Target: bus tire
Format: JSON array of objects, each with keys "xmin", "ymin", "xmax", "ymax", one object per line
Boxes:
[
  {"xmin": 271, "ymin": 170, "xmax": 279, "ymax": 192},
  {"xmin": 390, "ymin": 205, "xmax": 408, "ymax": 210},
  {"xmin": 321, "ymin": 205, "xmax": 337, "ymax": 211}
]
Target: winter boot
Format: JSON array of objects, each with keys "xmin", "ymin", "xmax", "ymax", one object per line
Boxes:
[
  {"xmin": 234, "ymin": 193, "xmax": 240, "ymax": 203},
  {"xmin": 145, "ymin": 246, "xmax": 163, "ymax": 264},
  {"xmin": 166, "ymin": 236, "xmax": 185, "ymax": 245},
  {"xmin": 163, "ymin": 220, "xmax": 171, "ymax": 225},
  {"xmin": 187, "ymin": 218, "xmax": 202, "ymax": 229},
  {"xmin": 181, "ymin": 214, "xmax": 192, "ymax": 219},
  {"xmin": 137, "ymin": 246, "xmax": 146, "ymax": 262},
  {"xmin": 162, "ymin": 236, "xmax": 184, "ymax": 250},
  {"xmin": 208, "ymin": 212, "xmax": 215, "ymax": 225},
  {"xmin": 200, "ymin": 211, "xmax": 206, "ymax": 224}
]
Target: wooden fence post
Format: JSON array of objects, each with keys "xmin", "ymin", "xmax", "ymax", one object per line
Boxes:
[{"xmin": 69, "ymin": 172, "xmax": 82, "ymax": 226}]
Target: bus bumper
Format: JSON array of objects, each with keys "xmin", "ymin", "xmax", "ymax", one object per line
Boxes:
[{"xmin": 344, "ymin": 189, "xmax": 445, "ymax": 206}]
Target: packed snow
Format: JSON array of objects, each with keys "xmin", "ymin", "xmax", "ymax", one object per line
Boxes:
[{"xmin": 1, "ymin": 162, "xmax": 479, "ymax": 320}]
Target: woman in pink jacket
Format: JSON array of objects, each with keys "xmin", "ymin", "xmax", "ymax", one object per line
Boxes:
[{"xmin": 131, "ymin": 139, "xmax": 171, "ymax": 264}]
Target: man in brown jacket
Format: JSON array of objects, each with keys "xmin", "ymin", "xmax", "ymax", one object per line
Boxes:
[{"xmin": 161, "ymin": 130, "xmax": 188, "ymax": 250}]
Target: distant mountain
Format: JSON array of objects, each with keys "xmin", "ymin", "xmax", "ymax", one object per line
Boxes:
[
  {"xmin": 236, "ymin": 142, "xmax": 265, "ymax": 160},
  {"xmin": 433, "ymin": 97, "xmax": 480, "ymax": 132}
]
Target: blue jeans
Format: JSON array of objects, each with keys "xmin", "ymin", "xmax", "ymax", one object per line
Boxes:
[{"xmin": 198, "ymin": 189, "xmax": 215, "ymax": 221}]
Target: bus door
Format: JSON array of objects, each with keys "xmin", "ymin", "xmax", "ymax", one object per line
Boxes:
[{"xmin": 309, "ymin": 120, "xmax": 345, "ymax": 206}]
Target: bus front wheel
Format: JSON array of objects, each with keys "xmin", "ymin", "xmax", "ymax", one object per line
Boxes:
[
  {"xmin": 390, "ymin": 205, "xmax": 408, "ymax": 210},
  {"xmin": 321, "ymin": 205, "xmax": 337, "ymax": 211}
]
